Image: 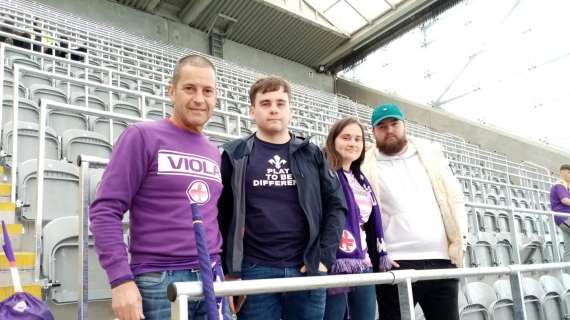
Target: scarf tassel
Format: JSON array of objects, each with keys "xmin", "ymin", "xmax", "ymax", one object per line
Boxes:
[
  {"xmin": 331, "ymin": 258, "xmax": 371, "ymax": 274},
  {"xmin": 378, "ymin": 251, "xmax": 392, "ymax": 272}
]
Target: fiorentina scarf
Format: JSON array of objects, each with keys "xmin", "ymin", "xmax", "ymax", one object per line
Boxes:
[{"xmin": 331, "ymin": 170, "xmax": 390, "ymax": 275}]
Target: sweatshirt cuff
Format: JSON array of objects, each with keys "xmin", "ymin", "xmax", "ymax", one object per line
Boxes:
[
  {"xmin": 110, "ymin": 274, "xmax": 135, "ymax": 288},
  {"xmin": 106, "ymin": 259, "xmax": 134, "ymax": 288}
]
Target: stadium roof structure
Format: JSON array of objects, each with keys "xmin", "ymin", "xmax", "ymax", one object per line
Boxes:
[{"xmin": 115, "ymin": 0, "xmax": 461, "ymax": 72}]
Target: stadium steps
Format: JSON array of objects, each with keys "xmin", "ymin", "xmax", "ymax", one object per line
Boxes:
[
  {"xmin": 0, "ymin": 171, "xmax": 42, "ymax": 299},
  {"xmin": 0, "ymin": 251, "xmax": 40, "ymax": 299}
]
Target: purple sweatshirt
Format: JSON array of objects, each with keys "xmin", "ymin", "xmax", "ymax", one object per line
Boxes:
[
  {"xmin": 89, "ymin": 119, "xmax": 223, "ymax": 286},
  {"xmin": 551, "ymin": 183, "xmax": 570, "ymax": 225}
]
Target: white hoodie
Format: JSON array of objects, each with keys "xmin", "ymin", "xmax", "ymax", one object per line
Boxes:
[{"xmin": 374, "ymin": 142, "xmax": 449, "ymax": 261}]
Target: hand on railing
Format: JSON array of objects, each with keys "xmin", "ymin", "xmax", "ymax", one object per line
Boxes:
[{"xmin": 224, "ymin": 275, "xmax": 245, "ymax": 315}]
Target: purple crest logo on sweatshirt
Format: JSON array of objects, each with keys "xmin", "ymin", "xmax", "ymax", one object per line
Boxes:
[
  {"xmin": 158, "ymin": 150, "xmax": 221, "ymax": 182},
  {"xmin": 186, "ymin": 180, "xmax": 210, "ymax": 204}
]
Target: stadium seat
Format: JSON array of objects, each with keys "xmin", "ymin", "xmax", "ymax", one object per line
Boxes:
[
  {"xmin": 47, "ymin": 106, "xmax": 89, "ymax": 135},
  {"xmin": 145, "ymin": 107, "xmax": 170, "ymax": 120},
  {"xmin": 42, "ymin": 216, "xmax": 111, "ymax": 303},
  {"xmin": 2, "ymin": 98, "xmax": 39, "ymax": 125},
  {"xmin": 29, "ymin": 83, "xmax": 68, "ymax": 104},
  {"xmin": 496, "ymin": 239, "xmax": 514, "ymax": 266},
  {"xmin": 493, "ymin": 279, "xmax": 516, "ymax": 320},
  {"xmin": 92, "ymin": 117, "xmax": 129, "ymax": 143},
  {"xmin": 461, "ymin": 282, "xmax": 494, "ymax": 319},
  {"xmin": 71, "ymin": 94, "xmax": 107, "ymax": 111},
  {"xmin": 473, "ymin": 240, "xmax": 495, "ymax": 267},
  {"xmin": 61, "ymin": 129, "xmax": 112, "ymax": 161},
  {"xmin": 2, "ymin": 121, "xmax": 59, "ymax": 163},
  {"xmin": 205, "ymin": 114, "xmax": 227, "ymax": 133},
  {"xmin": 17, "ymin": 158, "xmax": 80, "ymax": 221},
  {"xmin": 522, "ymin": 277, "xmax": 547, "ymax": 320},
  {"xmin": 539, "ymin": 275, "xmax": 568, "ymax": 319},
  {"xmin": 2, "ymin": 79, "xmax": 26, "ymax": 99},
  {"xmin": 112, "ymin": 102, "xmax": 140, "ymax": 118}
]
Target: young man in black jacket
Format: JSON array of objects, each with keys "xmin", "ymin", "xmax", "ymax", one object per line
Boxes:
[{"xmin": 218, "ymin": 75, "xmax": 346, "ymax": 320}]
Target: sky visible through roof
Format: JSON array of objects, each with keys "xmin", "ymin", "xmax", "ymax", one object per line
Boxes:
[
  {"xmin": 341, "ymin": 0, "xmax": 570, "ymax": 153},
  {"xmin": 308, "ymin": 0, "xmax": 404, "ymax": 34}
]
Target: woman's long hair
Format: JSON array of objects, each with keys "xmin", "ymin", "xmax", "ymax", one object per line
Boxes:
[{"xmin": 323, "ymin": 117, "xmax": 367, "ymax": 178}]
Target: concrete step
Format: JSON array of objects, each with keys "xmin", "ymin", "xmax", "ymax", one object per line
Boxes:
[
  {"xmin": 0, "ymin": 251, "xmax": 35, "ymax": 269},
  {"xmin": 0, "ymin": 183, "xmax": 11, "ymax": 197},
  {"xmin": 0, "ymin": 283, "xmax": 42, "ymax": 300},
  {"xmin": 0, "ymin": 223, "xmax": 23, "ymax": 249},
  {"xmin": 0, "ymin": 268, "xmax": 33, "ymax": 286},
  {"xmin": 0, "ymin": 202, "xmax": 17, "ymax": 225}
]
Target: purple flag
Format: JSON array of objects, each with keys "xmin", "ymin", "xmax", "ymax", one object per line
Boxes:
[{"xmin": 191, "ymin": 204, "xmax": 227, "ymax": 320}]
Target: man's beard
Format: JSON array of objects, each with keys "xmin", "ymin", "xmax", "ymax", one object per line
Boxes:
[{"xmin": 376, "ymin": 135, "xmax": 408, "ymax": 155}]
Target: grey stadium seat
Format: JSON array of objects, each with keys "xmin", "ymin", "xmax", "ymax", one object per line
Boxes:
[
  {"xmin": 462, "ymin": 281, "xmax": 516, "ymax": 320},
  {"xmin": 29, "ymin": 84, "xmax": 68, "ymax": 104},
  {"xmin": 2, "ymin": 98, "xmax": 40, "ymax": 126},
  {"xmin": 206, "ymin": 114, "xmax": 227, "ymax": 133},
  {"xmin": 91, "ymin": 117, "xmax": 129, "ymax": 143},
  {"xmin": 145, "ymin": 107, "xmax": 170, "ymax": 120},
  {"xmin": 112, "ymin": 102, "xmax": 140, "ymax": 118},
  {"xmin": 522, "ymin": 277, "xmax": 547, "ymax": 320},
  {"xmin": 539, "ymin": 275, "xmax": 568, "ymax": 320},
  {"xmin": 62, "ymin": 129, "xmax": 112, "ymax": 161},
  {"xmin": 461, "ymin": 282, "xmax": 495, "ymax": 320},
  {"xmin": 42, "ymin": 216, "xmax": 111, "ymax": 303},
  {"xmin": 18, "ymin": 159, "xmax": 79, "ymax": 221},
  {"xmin": 2, "ymin": 80, "xmax": 26, "ymax": 99},
  {"xmin": 47, "ymin": 106, "xmax": 89, "ymax": 136},
  {"xmin": 71, "ymin": 94, "xmax": 107, "ymax": 111},
  {"xmin": 493, "ymin": 279, "xmax": 516, "ymax": 320},
  {"xmin": 2, "ymin": 121, "xmax": 60, "ymax": 163}
]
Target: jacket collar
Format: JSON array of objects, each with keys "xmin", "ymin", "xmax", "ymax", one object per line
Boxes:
[{"xmin": 223, "ymin": 132, "xmax": 311, "ymax": 159}]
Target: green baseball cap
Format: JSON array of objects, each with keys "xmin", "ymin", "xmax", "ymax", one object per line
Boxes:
[{"xmin": 371, "ymin": 103, "xmax": 404, "ymax": 127}]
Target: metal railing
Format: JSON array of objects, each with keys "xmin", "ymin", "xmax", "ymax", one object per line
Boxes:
[
  {"xmin": 76, "ymin": 154, "xmax": 108, "ymax": 320},
  {"xmin": 168, "ymin": 262, "xmax": 570, "ymax": 320}
]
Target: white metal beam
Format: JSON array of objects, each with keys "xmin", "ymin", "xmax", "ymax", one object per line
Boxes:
[{"xmin": 318, "ymin": 0, "xmax": 436, "ymax": 68}]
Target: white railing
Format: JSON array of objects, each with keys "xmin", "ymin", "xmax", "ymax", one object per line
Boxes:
[{"xmin": 168, "ymin": 262, "xmax": 570, "ymax": 320}]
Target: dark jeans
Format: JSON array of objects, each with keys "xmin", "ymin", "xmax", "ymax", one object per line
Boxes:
[
  {"xmin": 238, "ymin": 262, "xmax": 326, "ymax": 320},
  {"xmin": 376, "ymin": 259, "xmax": 459, "ymax": 320}
]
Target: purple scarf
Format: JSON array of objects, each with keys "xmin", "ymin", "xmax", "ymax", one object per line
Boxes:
[{"xmin": 331, "ymin": 170, "xmax": 390, "ymax": 276}]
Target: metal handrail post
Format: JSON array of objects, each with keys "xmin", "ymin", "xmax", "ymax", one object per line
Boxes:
[
  {"xmin": 509, "ymin": 271, "xmax": 528, "ymax": 320},
  {"xmin": 77, "ymin": 156, "xmax": 90, "ymax": 320}
]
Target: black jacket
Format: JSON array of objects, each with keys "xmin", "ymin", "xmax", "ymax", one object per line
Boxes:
[{"xmin": 217, "ymin": 133, "xmax": 347, "ymax": 276}]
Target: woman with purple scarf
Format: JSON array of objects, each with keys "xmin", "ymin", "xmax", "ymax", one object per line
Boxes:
[{"xmin": 323, "ymin": 117, "xmax": 391, "ymax": 320}]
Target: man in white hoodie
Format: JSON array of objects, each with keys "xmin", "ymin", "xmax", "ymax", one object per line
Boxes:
[{"xmin": 361, "ymin": 103, "xmax": 467, "ymax": 320}]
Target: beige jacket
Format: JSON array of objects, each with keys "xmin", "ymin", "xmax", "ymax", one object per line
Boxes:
[{"xmin": 361, "ymin": 137, "xmax": 468, "ymax": 267}]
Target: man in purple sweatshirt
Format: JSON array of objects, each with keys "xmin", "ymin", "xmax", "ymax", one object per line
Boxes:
[{"xmin": 90, "ymin": 54, "xmax": 224, "ymax": 320}]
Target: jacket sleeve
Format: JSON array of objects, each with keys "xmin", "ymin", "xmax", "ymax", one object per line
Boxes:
[
  {"xmin": 89, "ymin": 125, "xmax": 148, "ymax": 287},
  {"xmin": 437, "ymin": 146, "xmax": 468, "ymax": 250},
  {"xmin": 217, "ymin": 150, "xmax": 235, "ymax": 275},
  {"xmin": 316, "ymin": 148, "xmax": 347, "ymax": 269}
]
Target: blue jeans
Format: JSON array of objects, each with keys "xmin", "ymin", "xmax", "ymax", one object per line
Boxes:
[
  {"xmin": 238, "ymin": 262, "xmax": 326, "ymax": 320},
  {"xmin": 324, "ymin": 269, "xmax": 376, "ymax": 320},
  {"xmin": 135, "ymin": 269, "xmax": 230, "ymax": 320}
]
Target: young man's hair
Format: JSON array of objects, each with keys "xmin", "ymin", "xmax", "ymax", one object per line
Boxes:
[
  {"xmin": 561, "ymin": 164, "xmax": 570, "ymax": 171},
  {"xmin": 249, "ymin": 75, "xmax": 291, "ymax": 105},
  {"xmin": 170, "ymin": 54, "xmax": 216, "ymax": 85},
  {"xmin": 324, "ymin": 117, "xmax": 366, "ymax": 172}
]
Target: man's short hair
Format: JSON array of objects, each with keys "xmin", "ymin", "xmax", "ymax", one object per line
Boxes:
[
  {"xmin": 249, "ymin": 76, "xmax": 291, "ymax": 105},
  {"xmin": 561, "ymin": 164, "xmax": 570, "ymax": 171},
  {"xmin": 170, "ymin": 54, "xmax": 216, "ymax": 86}
]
